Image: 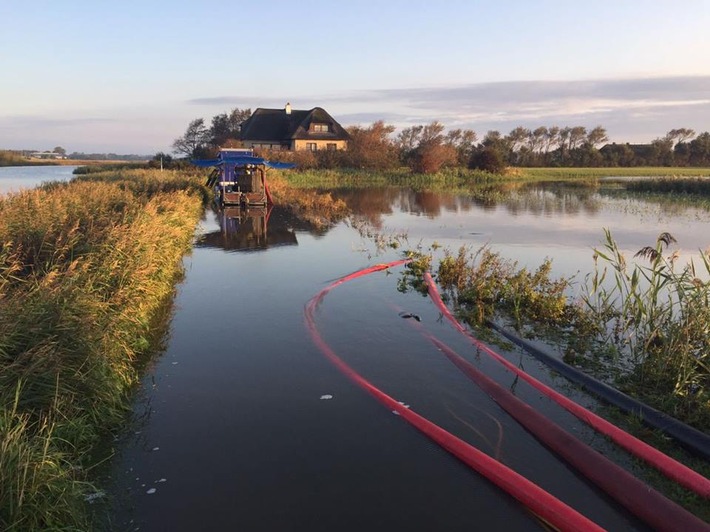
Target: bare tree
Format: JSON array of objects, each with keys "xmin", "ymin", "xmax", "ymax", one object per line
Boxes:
[{"xmin": 172, "ymin": 118, "xmax": 210, "ymax": 157}]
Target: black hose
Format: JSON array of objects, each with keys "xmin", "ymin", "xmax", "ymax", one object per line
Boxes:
[{"xmin": 487, "ymin": 320, "xmax": 710, "ymax": 461}]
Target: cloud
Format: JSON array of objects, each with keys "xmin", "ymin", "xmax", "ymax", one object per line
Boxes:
[
  {"xmin": 184, "ymin": 75, "xmax": 710, "ymax": 142},
  {"xmin": 0, "ymin": 115, "xmax": 116, "ymax": 128}
]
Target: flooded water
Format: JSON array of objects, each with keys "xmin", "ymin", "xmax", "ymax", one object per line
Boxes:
[
  {"xmin": 0, "ymin": 164, "xmax": 77, "ymax": 194},
  {"xmin": 104, "ymin": 183, "xmax": 710, "ymax": 531}
]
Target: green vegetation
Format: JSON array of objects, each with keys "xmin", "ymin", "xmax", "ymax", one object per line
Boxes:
[
  {"xmin": 267, "ymin": 171, "xmax": 349, "ymax": 229},
  {"xmin": 0, "ymin": 169, "xmax": 207, "ymax": 530},
  {"xmin": 521, "ymin": 167, "xmax": 710, "ymax": 179},
  {"xmin": 423, "ymin": 230, "xmax": 710, "ymax": 432},
  {"xmin": 583, "ymin": 230, "xmax": 710, "ymax": 428},
  {"xmin": 0, "ymin": 151, "xmax": 51, "ymax": 167}
]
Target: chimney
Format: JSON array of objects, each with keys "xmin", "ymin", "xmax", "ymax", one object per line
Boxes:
[{"xmin": 285, "ymin": 102, "xmax": 291, "ymax": 115}]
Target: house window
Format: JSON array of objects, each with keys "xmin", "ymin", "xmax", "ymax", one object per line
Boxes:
[
  {"xmin": 327, "ymin": 143, "xmax": 337, "ymax": 151},
  {"xmin": 306, "ymin": 143, "xmax": 317, "ymax": 151},
  {"xmin": 312, "ymin": 123, "xmax": 329, "ymax": 133}
]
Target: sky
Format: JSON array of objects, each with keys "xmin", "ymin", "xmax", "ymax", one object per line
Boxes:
[{"xmin": 1, "ymin": 0, "xmax": 709, "ymax": 154}]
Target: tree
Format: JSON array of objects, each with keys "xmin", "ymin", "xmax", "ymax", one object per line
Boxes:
[
  {"xmin": 410, "ymin": 142, "xmax": 457, "ymax": 174},
  {"xmin": 396, "ymin": 126, "xmax": 424, "ymax": 163},
  {"xmin": 52, "ymin": 146, "xmax": 66, "ymax": 156},
  {"xmin": 529, "ymin": 127, "xmax": 547, "ymax": 154},
  {"xmin": 650, "ymin": 137, "xmax": 674, "ymax": 165},
  {"xmin": 172, "ymin": 118, "xmax": 210, "ymax": 158},
  {"xmin": 568, "ymin": 126, "xmax": 587, "ymax": 150},
  {"xmin": 689, "ymin": 132, "xmax": 710, "ymax": 166},
  {"xmin": 408, "ymin": 122, "xmax": 455, "ymax": 174},
  {"xmin": 209, "ymin": 107, "xmax": 252, "ymax": 147},
  {"xmin": 469, "ymin": 146, "xmax": 506, "ymax": 174},
  {"xmin": 344, "ymin": 120, "xmax": 398, "ymax": 170},
  {"xmin": 507, "ymin": 126, "xmax": 530, "ymax": 152},
  {"xmin": 665, "ymin": 128, "xmax": 695, "ymax": 147},
  {"xmin": 586, "ymin": 126, "xmax": 608, "ymax": 148},
  {"xmin": 445, "ymin": 128, "xmax": 478, "ymax": 166}
]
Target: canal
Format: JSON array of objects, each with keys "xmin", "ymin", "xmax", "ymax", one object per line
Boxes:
[{"xmin": 100, "ymin": 182, "xmax": 710, "ymax": 531}]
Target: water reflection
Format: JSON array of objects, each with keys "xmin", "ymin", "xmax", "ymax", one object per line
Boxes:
[
  {"xmin": 334, "ymin": 182, "xmax": 606, "ymax": 225},
  {"xmin": 196, "ymin": 205, "xmax": 299, "ymax": 252}
]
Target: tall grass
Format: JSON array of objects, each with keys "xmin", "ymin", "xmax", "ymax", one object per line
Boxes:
[
  {"xmin": 522, "ymin": 167, "xmax": 710, "ymax": 179},
  {"xmin": 0, "ymin": 169, "xmax": 206, "ymax": 529},
  {"xmin": 625, "ymin": 176, "xmax": 710, "ymax": 195},
  {"xmin": 583, "ymin": 230, "xmax": 710, "ymax": 426},
  {"xmin": 267, "ymin": 171, "xmax": 349, "ymax": 229},
  {"xmin": 282, "ymin": 167, "xmax": 509, "ymax": 191},
  {"xmin": 421, "ymin": 230, "xmax": 710, "ymax": 431}
]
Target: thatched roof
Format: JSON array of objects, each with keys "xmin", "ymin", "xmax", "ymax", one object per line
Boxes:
[{"xmin": 240, "ymin": 106, "xmax": 350, "ymax": 143}]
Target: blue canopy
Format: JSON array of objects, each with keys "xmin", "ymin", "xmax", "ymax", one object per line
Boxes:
[{"xmin": 191, "ymin": 155, "xmax": 296, "ymax": 169}]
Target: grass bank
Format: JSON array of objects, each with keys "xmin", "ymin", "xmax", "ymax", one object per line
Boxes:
[
  {"xmin": 0, "ymin": 169, "xmax": 207, "ymax": 530},
  {"xmin": 403, "ymin": 231, "xmax": 710, "ymax": 518},
  {"xmin": 521, "ymin": 167, "xmax": 710, "ymax": 179},
  {"xmin": 425, "ymin": 230, "xmax": 710, "ymax": 433}
]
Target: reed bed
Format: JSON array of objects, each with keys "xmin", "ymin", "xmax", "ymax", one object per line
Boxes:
[
  {"xmin": 282, "ymin": 167, "xmax": 508, "ymax": 191},
  {"xmin": 422, "ymin": 229, "xmax": 710, "ymax": 432},
  {"xmin": 625, "ymin": 176, "xmax": 710, "ymax": 196},
  {"xmin": 0, "ymin": 169, "xmax": 206, "ymax": 530},
  {"xmin": 522, "ymin": 167, "xmax": 710, "ymax": 179},
  {"xmin": 268, "ymin": 171, "xmax": 349, "ymax": 228}
]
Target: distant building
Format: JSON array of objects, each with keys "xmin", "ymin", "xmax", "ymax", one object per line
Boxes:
[
  {"xmin": 27, "ymin": 151, "xmax": 66, "ymax": 160},
  {"xmin": 240, "ymin": 103, "xmax": 350, "ymax": 151}
]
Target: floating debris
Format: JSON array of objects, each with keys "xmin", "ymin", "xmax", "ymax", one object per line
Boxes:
[
  {"xmin": 152, "ymin": 447, "xmax": 160, "ymax": 451},
  {"xmin": 146, "ymin": 488, "xmax": 157, "ymax": 495},
  {"xmin": 392, "ymin": 401, "xmax": 411, "ymax": 415},
  {"xmin": 320, "ymin": 394, "xmax": 333, "ymax": 400},
  {"xmin": 155, "ymin": 478, "xmax": 167, "ymax": 483},
  {"xmin": 398, "ymin": 312, "xmax": 421, "ymax": 322},
  {"xmin": 84, "ymin": 491, "xmax": 105, "ymax": 503}
]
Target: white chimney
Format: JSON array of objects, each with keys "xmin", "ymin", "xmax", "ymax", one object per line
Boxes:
[{"xmin": 285, "ymin": 102, "xmax": 291, "ymax": 115}]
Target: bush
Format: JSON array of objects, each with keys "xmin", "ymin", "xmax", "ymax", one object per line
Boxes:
[{"xmin": 469, "ymin": 147, "xmax": 506, "ymax": 174}]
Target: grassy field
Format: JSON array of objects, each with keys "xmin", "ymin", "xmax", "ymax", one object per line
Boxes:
[
  {"xmin": 521, "ymin": 167, "xmax": 710, "ymax": 179},
  {"xmin": 0, "ymin": 169, "xmax": 207, "ymax": 530}
]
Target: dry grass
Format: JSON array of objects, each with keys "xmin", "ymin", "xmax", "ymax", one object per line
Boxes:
[{"xmin": 0, "ymin": 169, "xmax": 206, "ymax": 530}]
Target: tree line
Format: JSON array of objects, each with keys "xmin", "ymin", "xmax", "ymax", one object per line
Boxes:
[{"xmin": 171, "ymin": 108, "xmax": 710, "ymax": 173}]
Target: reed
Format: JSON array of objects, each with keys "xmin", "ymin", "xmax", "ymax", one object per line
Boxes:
[
  {"xmin": 0, "ymin": 169, "xmax": 206, "ymax": 529},
  {"xmin": 267, "ymin": 172, "xmax": 349, "ymax": 229},
  {"xmin": 625, "ymin": 176, "xmax": 710, "ymax": 195},
  {"xmin": 415, "ymin": 230, "xmax": 710, "ymax": 431},
  {"xmin": 583, "ymin": 230, "xmax": 710, "ymax": 428},
  {"xmin": 522, "ymin": 167, "xmax": 710, "ymax": 179}
]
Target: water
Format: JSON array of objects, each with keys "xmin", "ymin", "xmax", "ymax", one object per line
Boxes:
[
  {"xmin": 105, "ymin": 185, "xmax": 710, "ymax": 531},
  {"xmin": 0, "ymin": 165, "xmax": 77, "ymax": 194}
]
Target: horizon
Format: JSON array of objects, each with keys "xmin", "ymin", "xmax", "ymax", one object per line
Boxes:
[{"xmin": 2, "ymin": 1, "xmax": 709, "ymax": 154}]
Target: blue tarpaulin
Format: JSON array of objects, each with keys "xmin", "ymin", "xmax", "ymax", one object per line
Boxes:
[{"xmin": 191, "ymin": 154, "xmax": 296, "ymax": 169}]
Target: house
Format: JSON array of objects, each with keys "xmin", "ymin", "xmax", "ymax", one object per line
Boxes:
[{"xmin": 239, "ymin": 103, "xmax": 350, "ymax": 151}]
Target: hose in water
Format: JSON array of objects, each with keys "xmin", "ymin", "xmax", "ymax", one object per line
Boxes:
[
  {"xmin": 423, "ymin": 272, "xmax": 710, "ymax": 499},
  {"xmin": 305, "ymin": 260, "xmax": 604, "ymax": 532},
  {"xmin": 427, "ymin": 335, "xmax": 709, "ymax": 532}
]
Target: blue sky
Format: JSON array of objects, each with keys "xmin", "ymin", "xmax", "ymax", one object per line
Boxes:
[{"xmin": 1, "ymin": 0, "xmax": 709, "ymax": 154}]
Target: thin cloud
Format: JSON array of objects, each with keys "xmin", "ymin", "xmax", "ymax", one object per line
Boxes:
[
  {"xmin": 0, "ymin": 116, "xmax": 116, "ymax": 128},
  {"xmin": 181, "ymin": 75, "xmax": 710, "ymax": 144}
]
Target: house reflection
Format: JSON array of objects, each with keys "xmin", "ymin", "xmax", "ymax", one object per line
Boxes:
[{"xmin": 196, "ymin": 205, "xmax": 298, "ymax": 252}]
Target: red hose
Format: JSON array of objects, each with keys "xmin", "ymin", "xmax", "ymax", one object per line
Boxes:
[
  {"xmin": 423, "ymin": 272, "xmax": 710, "ymax": 499},
  {"xmin": 305, "ymin": 261, "xmax": 604, "ymax": 532},
  {"xmin": 428, "ymin": 336, "xmax": 710, "ymax": 532}
]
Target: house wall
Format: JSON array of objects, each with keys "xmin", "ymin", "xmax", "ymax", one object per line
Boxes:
[
  {"xmin": 292, "ymin": 139, "xmax": 348, "ymax": 151},
  {"xmin": 242, "ymin": 139, "xmax": 348, "ymax": 151},
  {"xmin": 242, "ymin": 141, "xmax": 289, "ymax": 151}
]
